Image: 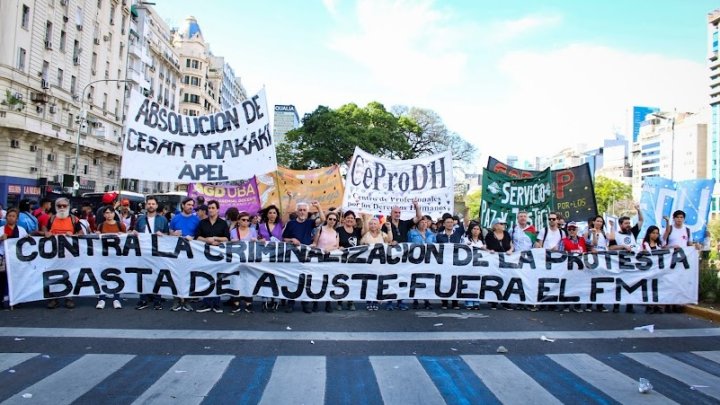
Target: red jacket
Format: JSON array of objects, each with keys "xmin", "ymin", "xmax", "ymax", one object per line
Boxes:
[{"xmin": 561, "ymin": 236, "xmax": 587, "ymax": 253}]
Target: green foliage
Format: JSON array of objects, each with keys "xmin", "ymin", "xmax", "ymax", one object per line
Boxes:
[
  {"xmin": 698, "ymin": 265, "xmax": 720, "ymax": 303},
  {"xmin": 277, "ymin": 103, "xmax": 413, "ymax": 169},
  {"xmin": 465, "ymin": 189, "xmax": 482, "ymax": 220},
  {"xmin": 276, "ymin": 102, "xmax": 477, "ymax": 170},
  {"xmin": 594, "ymin": 176, "xmax": 632, "ymax": 214},
  {"xmin": 708, "ymin": 218, "xmax": 720, "ymax": 245}
]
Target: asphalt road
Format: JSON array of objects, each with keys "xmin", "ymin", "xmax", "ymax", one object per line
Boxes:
[{"xmin": 1, "ymin": 298, "xmax": 719, "ymax": 404}]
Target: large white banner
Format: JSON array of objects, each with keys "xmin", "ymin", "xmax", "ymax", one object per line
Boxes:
[
  {"xmin": 121, "ymin": 89, "xmax": 276, "ymax": 182},
  {"xmin": 342, "ymin": 148, "xmax": 454, "ymax": 219},
  {"xmin": 6, "ymin": 235, "xmax": 698, "ymax": 305}
]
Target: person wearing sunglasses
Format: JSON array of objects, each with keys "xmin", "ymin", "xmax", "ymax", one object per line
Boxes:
[{"xmin": 44, "ymin": 198, "xmax": 82, "ymax": 309}]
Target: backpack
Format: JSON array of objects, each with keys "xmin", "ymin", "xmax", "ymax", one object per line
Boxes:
[{"xmin": 47, "ymin": 214, "xmax": 82, "ymax": 234}]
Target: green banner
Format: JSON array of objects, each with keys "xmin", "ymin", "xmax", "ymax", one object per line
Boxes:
[{"xmin": 481, "ymin": 168, "xmax": 554, "ymax": 230}]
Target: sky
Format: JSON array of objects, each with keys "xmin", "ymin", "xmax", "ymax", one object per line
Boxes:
[{"xmin": 154, "ymin": 0, "xmax": 719, "ymax": 170}]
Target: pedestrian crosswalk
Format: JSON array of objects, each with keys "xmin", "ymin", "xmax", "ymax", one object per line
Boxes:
[{"xmin": 1, "ymin": 351, "xmax": 719, "ymax": 404}]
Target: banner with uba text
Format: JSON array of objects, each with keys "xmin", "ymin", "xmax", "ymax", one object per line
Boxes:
[
  {"xmin": 187, "ymin": 180, "xmax": 261, "ymax": 217},
  {"xmin": 342, "ymin": 148, "xmax": 454, "ymax": 220},
  {"xmin": 121, "ymin": 89, "xmax": 277, "ymax": 182},
  {"xmin": 6, "ymin": 235, "xmax": 697, "ymax": 305}
]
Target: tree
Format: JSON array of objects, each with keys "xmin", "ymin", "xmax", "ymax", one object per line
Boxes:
[
  {"xmin": 277, "ymin": 103, "xmax": 413, "ymax": 169},
  {"xmin": 594, "ymin": 176, "xmax": 632, "ymax": 214},
  {"xmin": 465, "ymin": 189, "xmax": 482, "ymax": 219},
  {"xmin": 393, "ymin": 106, "xmax": 477, "ymax": 169}
]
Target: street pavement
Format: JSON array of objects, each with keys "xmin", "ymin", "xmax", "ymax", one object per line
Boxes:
[{"xmin": 1, "ymin": 298, "xmax": 719, "ymax": 404}]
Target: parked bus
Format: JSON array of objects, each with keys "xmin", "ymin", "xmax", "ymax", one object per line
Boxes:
[
  {"xmin": 80, "ymin": 190, "xmax": 145, "ymax": 213},
  {"xmin": 153, "ymin": 192, "xmax": 188, "ymax": 214}
]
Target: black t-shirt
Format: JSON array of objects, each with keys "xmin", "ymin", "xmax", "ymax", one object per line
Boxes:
[
  {"xmin": 390, "ymin": 219, "xmax": 415, "ymax": 243},
  {"xmin": 337, "ymin": 226, "xmax": 362, "ymax": 248},
  {"xmin": 485, "ymin": 231, "xmax": 512, "ymax": 252},
  {"xmin": 195, "ymin": 217, "xmax": 230, "ymax": 239}
]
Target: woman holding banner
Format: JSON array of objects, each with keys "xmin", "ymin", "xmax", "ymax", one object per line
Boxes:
[
  {"xmin": 484, "ymin": 218, "xmax": 514, "ymax": 310},
  {"xmin": 407, "ymin": 215, "xmax": 436, "ymax": 311},
  {"xmin": 230, "ymin": 211, "xmax": 258, "ymax": 313},
  {"xmin": 642, "ymin": 226, "xmax": 667, "ymax": 314},
  {"xmin": 584, "ymin": 215, "xmax": 609, "ymax": 313},
  {"xmin": 360, "ymin": 216, "xmax": 393, "ymax": 311},
  {"xmin": 95, "ymin": 206, "xmax": 127, "ymax": 310},
  {"xmin": 336, "ymin": 210, "xmax": 364, "ymax": 311},
  {"xmin": 257, "ymin": 205, "xmax": 284, "ymax": 312},
  {"xmin": 1, "ymin": 208, "xmax": 28, "ymax": 309},
  {"xmin": 462, "ymin": 222, "xmax": 485, "ymax": 310}
]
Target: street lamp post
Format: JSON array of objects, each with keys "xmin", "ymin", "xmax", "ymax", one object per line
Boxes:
[{"xmin": 73, "ymin": 78, "xmax": 131, "ymax": 196}]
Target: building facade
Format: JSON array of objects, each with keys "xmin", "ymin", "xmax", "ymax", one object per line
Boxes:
[
  {"xmin": 211, "ymin": 56, "xmax": 247, "ymax": 110},
  {"xmin": 632, "ymin": 106, "xmax": 659, "ymax": 143},
  {"xmin": 273, "ymin": 104, "xmax": 299, "ymax": 144},
  {"xmin": 0, "ymin": 0, "xmax": 131, "ymax": 206},
  {"xmin": 631, "ymin": 111, "xmax": 708, "ymax": 199},
  {"xmin": 708, "ymin": 9, "xmax": 720, "ymax": 217},
  {"xmin": 173, "ymin": 16, "xmax": 220, "ymax": 117},
  {"xmin": 123, "ymin": 2, "xmax": 181, "ymax": 194}
]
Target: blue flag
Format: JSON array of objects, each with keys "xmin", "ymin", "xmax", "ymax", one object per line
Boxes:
[{"xmin": 640, "ymin": 177, "xmax": 715, "ymax": 242}]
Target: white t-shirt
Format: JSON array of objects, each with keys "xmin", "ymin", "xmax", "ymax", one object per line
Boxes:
[
  {"xmin": 461, "ymin": 235, "xmax": 485, "ymax": 248},
  {"xmin": 666, "ymin": 225, "xmax": 690, "ymax": 247},
  {"xmin": 538, "ymin": 228, "xmax": 563, "ymax": 250}
]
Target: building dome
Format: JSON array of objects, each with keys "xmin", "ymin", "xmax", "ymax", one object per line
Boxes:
[{"xmin": 179, "ymin": 16, "xmax": 203, "ymax": 40}]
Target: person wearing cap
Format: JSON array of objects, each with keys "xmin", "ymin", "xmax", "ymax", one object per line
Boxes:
[
  {"xmin": 119, "ymin": 199, "xmax": 137, "ymax": 231},
  {"xmin": 484, "ymin": 217, "xmax": 514, "ymax": 310},
  {"xmin": 559, "ymin": 222, "xmax": 588, "ymax": 313}
]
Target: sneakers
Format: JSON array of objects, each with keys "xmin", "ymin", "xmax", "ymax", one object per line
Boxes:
[
  {"xmin": 96, "ymin": 300, "xmax": 106, "ymax": 310},
  {"xmin": 424, "ymin": 302, "xmax": 432, "ymax": 310},
  {"xmin": 325, "ymin": 302, "xmax": 333, "ymax": 313},
  {"xmin": 113, "ymin": 299, "xmax": 122, "ymax": 309},
  {"xmin": 64, "ymin": 299, "xmax": 75, "ymax": 309},
  {"xmin": 348, "ymin": 302, "xmax": 356, "ymax": 311},
  {"xmin": 171, "ymin": 299, "xmax": 182, "ymax": 312},
  {"xmin": 212, "ymin": 305, "xmax": 223, "ymax": 313},
  {"xmin": 135, "ymin": 300, "xmax": 149, "ymax": 310},
  {"xmin": 153, "ymin": 301, "xmax": 162, "ymax": 310},
  {"xmin": 196, "ymin": 303, "xmax": 212, "ymax": 313},
  {"xmin": 397, "ymin": 303, "xmax": 409, "ymax": 311},
  {"xmin": 182, "ymin": 302, "xmax": 194, "ymax": 312}
]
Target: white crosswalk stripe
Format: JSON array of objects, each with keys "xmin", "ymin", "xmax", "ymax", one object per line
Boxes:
[
  {"xmin": 693, "ymin": 350, "xmax": 720, "ymax": 364},
  {"xmin": 623, "ymin": 352, "xmax": 720, "ymax": 400},
  {"xmin": 1, "ymin": 351, "xmax": 720, "ymax": 403},
  {"xmin": 1, "ymin": 354, "xmax": 134, "ymax": 405},
  {"xmin": 462, "ymin": 355, "xmax": 562, "ymax": 405},
  {"xmin": 548, "ymin": 353, "xmax": 677, "ymax": 405},
  {"xmin": 370, "ymin": 356, "xmax": 445, "ymax": 405},
  {"xmin": 131, "ymin": 355, "xmax": 233, "ymax": 405},
  {"xmin": 0, "ymin": 353, "xmax": 38, "ymax": 373},
  {"xmin": 258, "ymin": 356, "xmax": 326, "ymax": 405}
]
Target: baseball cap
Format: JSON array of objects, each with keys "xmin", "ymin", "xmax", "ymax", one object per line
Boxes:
[
  {"xmin": 567, "ymin": 221, "xmax": 578, "ymax": 229},
  {"xmin": 120, "ymin": 199, "xmax": 130, "ymax": 207},
  {"xmin": 102, "ymin": 191, "xmax": 118, "ymax": 204},
  {"xmin": 491, "ymin": 218, "xmax": 507, "ymax": 226}
]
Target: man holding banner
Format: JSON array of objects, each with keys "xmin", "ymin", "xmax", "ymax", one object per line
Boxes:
[
  {"xmin": 608, "ymin": 205, "xmax": 644, "ymax": 314},
  {"xmin": 195, "ymin": 200, "xmax": 230, "ymax": 314},
  {"xmin": 283, "ymin": 200, "xmax": 325, "ymax": 313}
]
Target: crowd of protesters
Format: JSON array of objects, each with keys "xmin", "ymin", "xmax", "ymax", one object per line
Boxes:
[{"xmin": 0, "ymin": 192, "xmax": 699, "ymax": 314}]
